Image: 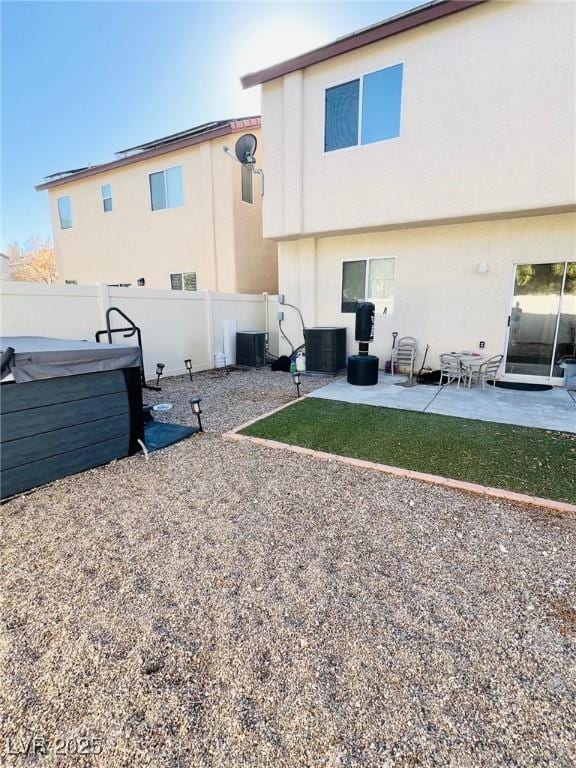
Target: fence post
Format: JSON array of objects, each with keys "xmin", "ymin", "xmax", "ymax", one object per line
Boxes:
[
  {"xmin": 205, "ymin": 289, "xmax": 214, "ymax": 369},
  {"xmin": 96, "ymin": 283, "xmax": 111, "ymax": 334}
]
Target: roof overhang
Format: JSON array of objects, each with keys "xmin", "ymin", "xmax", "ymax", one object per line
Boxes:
[
  {"xmin": 36, "ymin": 117, "xmax": 261, "ymax": 191},
  {"xmin": 241, "ymin": 0, "xmax": 486, "ymax": 89}
]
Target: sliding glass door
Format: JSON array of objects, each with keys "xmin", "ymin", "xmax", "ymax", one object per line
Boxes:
[{"xmin": 505, "ymin": 262, "xmax": 576, "ymax": 380}]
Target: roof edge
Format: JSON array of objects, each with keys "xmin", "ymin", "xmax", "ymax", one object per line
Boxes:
[
  {"xmin": 241, "ymin": 0, "xmax": 486, "ymax": 89},
  {"xmin": 36, "ymin": 117, "xmax": 261, "ymax": 191}
]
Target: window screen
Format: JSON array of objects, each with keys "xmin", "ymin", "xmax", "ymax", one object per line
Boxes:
[
  {"xmin": 183, "ymin": 271, "xmax": 197, "ymax": 291},
  {"xmin": 150, "ymin": 171, "xmax": 167, "ymax": 211},
  {"xmin": 361, "ymin": 64, "xmax": 403, "ymax": 145},
  {"xmin": 341, "ymin": 260, "xmax": 366, "ymax": 313},
  {"xmin": 170, "ymin": 273, "xmax": 183, "ymax": 290},
  {"xmin": 58, "ymin": 196, "xmax": 72, "ymax": 229},
  {"xmin": 241, "ymin": 164, "xmax": 254, "ymax": 204},
  {"xmin": 101, "ymin": 184, "xmax": 113, "ymax": 212},
  {"xmin": 325, "ymin": 80, "xmax": 360, "ymax": 152}
]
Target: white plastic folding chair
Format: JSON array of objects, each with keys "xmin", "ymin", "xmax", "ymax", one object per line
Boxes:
[
  {"xmin": 469, "ymin": 354, "xmax": 504, "ymax": 389},
  {"xmin": 391, "ymin": 337, "xmax": 418, "ymax": 382},
  {"xmin": 439, "ymin": 354, "xmax": 467, "ymax": 389}
]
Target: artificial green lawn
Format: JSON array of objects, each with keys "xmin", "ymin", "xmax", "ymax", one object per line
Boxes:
[{"xmin": 241, "ymin": 399, "xmax": 576, "ymax": 504}]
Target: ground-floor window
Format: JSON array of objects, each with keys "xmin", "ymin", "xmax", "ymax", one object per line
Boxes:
[
  {"xmin": 341, "ymin": 257, "xmax": 395, "ymax": 314},
  {"xmin": 170, "ymin": 271, "xmax": 197, "ymax": 291}
]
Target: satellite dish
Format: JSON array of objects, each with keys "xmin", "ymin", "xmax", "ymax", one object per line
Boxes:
[{"xmin": 234, "ymin": 133, "xmax": 257, "ymax": 165}]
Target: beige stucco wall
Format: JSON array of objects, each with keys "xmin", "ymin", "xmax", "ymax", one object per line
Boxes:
[
  {"xmin": 261, "ymin": 0, "xmax": 576, "ymax": 239},
  {"xmin": 276, "ymin": 213, "xmax": 576, "ymax": 370},
  {"xmin": 232, "ymin": 167, "xmax": 278, "ymax": 295},
  {"xmin": 47, "ymin": 128, "xmax": 277, "ymax": 293}
]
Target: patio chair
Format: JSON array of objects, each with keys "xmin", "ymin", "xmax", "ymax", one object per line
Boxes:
[
  {"xmin": 391, "ymin": 337, "xmax": 418, "ymax": 381},
  {"xmin": 468, "ymin": 354, "xmax": 504, "ymax": 389},
  {"xmin": 439, "ymin": 354, "xmax": 467, "ymax": 389}
]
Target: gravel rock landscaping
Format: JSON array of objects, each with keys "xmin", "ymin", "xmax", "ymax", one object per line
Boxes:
[{"xmin": 1, "ymin": 368, "xmax": 575, "ymax": 767}]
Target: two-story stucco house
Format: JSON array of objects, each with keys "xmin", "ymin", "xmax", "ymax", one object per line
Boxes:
[
  {"xmin": 36, "ymin": 117, "xmax": 278, "ymax": 294},
  {"xmin": 242, "ymin": 0, "xmax": 575, "ymax": 384}
]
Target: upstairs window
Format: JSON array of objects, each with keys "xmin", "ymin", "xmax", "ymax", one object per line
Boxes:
[
  {"xmin": 170, "ymin": 271, "xmax": 197, "ymax": 291},
  {"xmin": 341, "ymin": 257, "xmax": 396, "ymax": 314},
  {"xmin": 149, "ymin": 166, "xmax": 184, "ymax": 211},
  {"xmin": 325, "ymin": 63, "xmax": 403, "ymax": 152},
  {"xmin": 57, "ymin": 196, "xmax": 72, "ymax": 229},
  {"xmin": 241, "ymin": 164, "xmax": 254, "ymax": 204},
  {"xmin": 325, "ymin": 80, "xmax": 360, "ymax": 152},
  {"xmin": 101, "ymin": 184, "xmax": 113, "ymax": 212}
]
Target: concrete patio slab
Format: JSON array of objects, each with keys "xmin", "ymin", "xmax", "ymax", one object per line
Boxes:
[
  {"xmin": 310, "ymin": 373, "xmax": 438, "ymax": 412},
  {"xmin": 309, "ymin": 373, "xmax": 576, "ymax": 432},
  {"xmin": 429, "ymin": 385, "xmax": 576, "ymax": 432}
]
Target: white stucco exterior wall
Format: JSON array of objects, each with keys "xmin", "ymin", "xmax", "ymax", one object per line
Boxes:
[
  {"xmin": 276, "ymin": 213, "xmax": 576, "ymax": 369},
  {"xmin": 45, "ymin": 129, "xmax": 277, "ymax": 292},
  {"xmin": 261, "ymin": 0, "xmax": 575, "ymax": 240}
]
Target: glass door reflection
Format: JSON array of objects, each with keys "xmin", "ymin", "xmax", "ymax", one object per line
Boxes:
[{"xmin": 505, "ymin": 262, "xmax": 564, "ymax": 377}]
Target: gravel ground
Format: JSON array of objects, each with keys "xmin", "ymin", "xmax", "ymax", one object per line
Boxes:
[{"xmin": 1, "ymin": 368, "xmax": 575, "ymax": 768}]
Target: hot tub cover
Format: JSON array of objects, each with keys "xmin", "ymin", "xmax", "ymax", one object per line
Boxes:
[{"xmin": 0, "ymin": 336, "xmax": 142, "ymax": 383}]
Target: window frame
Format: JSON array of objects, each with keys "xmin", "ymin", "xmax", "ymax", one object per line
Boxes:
[
  {"xmin": 323, "ymin": 62, "xmax": 404, "ymax": 155},
  {"xmin": 101, "ymin": 183, "xmax": 113, "ymax": 213},
  {"xmin": 149, "ymin": 165, "xmax": 184, "ymax": 212},
  {"xmin": 169, "ymin": 271, "xmax": 197, "ymax": 291},
  {"xmin": 339, "ymin": 256, "xmax": 397, "ymax": 315},
  {"xmin": 57, "ymin": 195, "xmax": 73, "ymax": 229}
]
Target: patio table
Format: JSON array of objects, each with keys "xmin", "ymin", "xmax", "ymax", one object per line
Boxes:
[{"xmin": 451, "ymin": 352, "xmax": 487, "ymax": 388}]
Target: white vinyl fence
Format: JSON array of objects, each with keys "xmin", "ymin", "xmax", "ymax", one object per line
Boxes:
[{"xmin": 0, "ymin": 281, "xmax": 279, "ymax": 379}]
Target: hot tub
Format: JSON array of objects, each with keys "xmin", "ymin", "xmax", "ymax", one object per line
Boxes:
[{"xmin": 1, "ymin": 336, "xmax": 144, "ymax": 499}]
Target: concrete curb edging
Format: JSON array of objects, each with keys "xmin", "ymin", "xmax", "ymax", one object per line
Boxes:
[{"xmin": 223, "ymin": 403, "xmax": 576, "ymax": 514}]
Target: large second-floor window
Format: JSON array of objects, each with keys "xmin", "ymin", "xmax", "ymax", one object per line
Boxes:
[
  {"xmin": 341, "ymin": 257, "xmax": 396, "ymax": 314},
  {"xmin": 57, "ymin": 196, "xmax": 72, "ymax": 229},
  {"xmin": 325, "ymin": 63, "xmax": 403, "ymax": 152},
  {"xmin": 149, "ymin": 166, "xmax": 184, "ymax": 211}
]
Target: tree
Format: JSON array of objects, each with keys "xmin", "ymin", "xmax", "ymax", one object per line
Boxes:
[{"xmin": 9, "ymin": 238, "xmax": 57, "ymax": 283}]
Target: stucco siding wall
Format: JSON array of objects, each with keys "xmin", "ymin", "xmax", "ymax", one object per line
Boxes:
[
  {"xmin": 50, "ymin": 142, "xmax": 226, "ymax": 289},
  {"xmin": 277, "ymin": 213, "xmax": 576, "ymax": 369},
  {"xmin": 262, "ymin": 0, "xmax": 576, "ymax": 239},
  {"xmin": 48, "ymin": 129, "xmax": 275, "ymax": 293},
  {"xmin": 232, "ymin": 163, "xmax": 278, "ymax": 295},
  {"xmin": 210, "ymin": 138, "xmax": 237, "ymax": 293},
  {"xmin": 261, "ymin": 80, "xmax": 285, "ymax": 238}
]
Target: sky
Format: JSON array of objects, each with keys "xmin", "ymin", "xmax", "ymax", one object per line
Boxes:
[{"xmin": 1, "ymin": 0, "xmax": 420, "ymax": 251}]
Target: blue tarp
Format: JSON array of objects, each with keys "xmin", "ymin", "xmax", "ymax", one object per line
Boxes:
[{"xmin": 143, "ymin": 421, "xmax": 198, "ymax": 452}]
